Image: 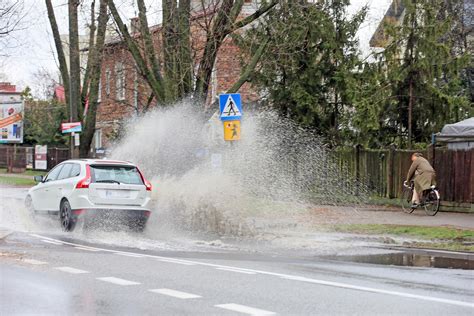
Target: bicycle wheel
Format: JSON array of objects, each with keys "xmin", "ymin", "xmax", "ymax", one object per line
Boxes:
[
  {"xmin": 401, "ymin": 187, "xmax": 415, "ymax": 213},
  {"xmin": 424, "ymin": 189, "xmax": 440, "ymax": 216}
]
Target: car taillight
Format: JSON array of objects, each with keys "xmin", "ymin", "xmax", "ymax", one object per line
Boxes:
[
  {"xmin": 137, "ymin": 167, "xmax": 152, "ymax": 191},
  {"xmin": 76, "ymin": 165, "xmax": 91, "ymax": 189}
]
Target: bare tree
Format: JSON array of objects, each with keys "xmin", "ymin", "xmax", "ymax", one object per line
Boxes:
[
  {"xmin": 45, "ymin": 0, "xmax": 109, "ymax": 157},
  {"xmin": 0, "ymin": 0, "xmax": 25, "ymax": 56},
  {"xmin": 107, "ymin": 0, "xmax": 278, "ymax": 106}
]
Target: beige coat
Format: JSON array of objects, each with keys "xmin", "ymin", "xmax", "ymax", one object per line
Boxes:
[{"xmin": 406, "ymin": 157, "xmax": 436, "ymax": 193}]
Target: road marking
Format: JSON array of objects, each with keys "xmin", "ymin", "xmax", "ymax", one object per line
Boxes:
[
  {"xmin": 22, "ymin": 259, "xmax": 48, "ymax": 265},
  {"xmin": 217, "ymin": 267, "xmax": 257, "ymax": 274},
  {"xmin": 30, "ymin": 234, "xmax": 474, "ymax": 309},
  {"xmin": 97, "ymin": 277, "xmax": 140, "ymax": 286},
  {"xmin": 41, "ymin": 239, "xmax": 63, "ymax": 245},
  {"xmin": 215, "ymin": 304, "xmax": 275, "ymax": 315},
  {"xmin": 114, "ymin": 252, "xmax": 145, "ymax": 258},
  {"xmin": 54, "ymin": 267, "xmax": 89, "ymax": 274},
  {"xmin": 148, "ymin": 289, "xmax": 201, "ymax": 299},
  {"xmin": 74, "ymin": 246, "xmax": 101, "ymax": 252},
  {"xmin": 158, "ymin": 258, "xmax": 196, "ymax": 265}
]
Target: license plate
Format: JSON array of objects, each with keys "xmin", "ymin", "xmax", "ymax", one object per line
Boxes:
[{"xmin": 105, "ymin": 190, "xmax": 130, "ymax": 198}]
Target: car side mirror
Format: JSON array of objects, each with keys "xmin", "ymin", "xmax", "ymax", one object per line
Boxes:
[{"xmin": 34, "ymin": 175, "xmax": 44, "ymax": 183}]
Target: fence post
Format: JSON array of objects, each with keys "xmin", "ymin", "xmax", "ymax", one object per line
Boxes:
[
  {"xmin": 354, "ymin": 144, "xmax": 362, "ymax": 196},
  {"xmin": 387, "ymin": 144, "xmax": 396, "ymax": 198}
]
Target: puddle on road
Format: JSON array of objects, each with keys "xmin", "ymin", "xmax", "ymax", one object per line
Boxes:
[{"xmin": 327, "ymin": 252, "xmax": 474, "ymax": 270}]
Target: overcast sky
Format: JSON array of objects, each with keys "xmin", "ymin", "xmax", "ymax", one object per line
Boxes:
[{"xmin": 0, "ymin": 0, "xmax": 392, "ymax": 96}]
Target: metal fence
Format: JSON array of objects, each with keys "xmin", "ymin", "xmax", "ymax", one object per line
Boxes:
[{"xmin": 0, "ymin": 145, "xmax": 70, "ymax": 171}]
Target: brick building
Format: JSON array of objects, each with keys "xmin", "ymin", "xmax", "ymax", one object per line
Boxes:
[{"xmin": 94, "ymin": 0, "xmax": 260, "ymax": 151}]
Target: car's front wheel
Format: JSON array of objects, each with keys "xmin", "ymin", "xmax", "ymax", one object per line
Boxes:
[{"xmin": 59, "ymin": 200, "xmax": 76, "ymax": 232}]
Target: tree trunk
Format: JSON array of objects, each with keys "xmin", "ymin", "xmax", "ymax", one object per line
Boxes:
[
  {"xmin": 177, "ymin": 0, "xmax": 192, "ymax": 96},
  {"xmin": 80, "ymin": 0, "xmax": 108, "ymax": 158},
  {"xmin": 163, "ymin": 0, "xmax": 179, "ymax": 100},
  {"xmin": 69, "ymin": 0, "xmax": 80, "ymax": 123},
  {"xmin": 45, "ymin": 0, "xmax": 70, "ymax": 106},
  {"xmin": 81, "ymin": 0, "xmax": 97, "ymax": 103}
]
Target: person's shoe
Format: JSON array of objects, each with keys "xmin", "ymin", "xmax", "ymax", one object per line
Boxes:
[{"xmin": 411, "ymin": 202, "xmax": 419, "ymax": 208}]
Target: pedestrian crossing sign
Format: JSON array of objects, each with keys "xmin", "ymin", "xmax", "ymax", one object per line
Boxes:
[{"xmin": 219, "ymin": 93, "xmax": 242, "ymax": 121}]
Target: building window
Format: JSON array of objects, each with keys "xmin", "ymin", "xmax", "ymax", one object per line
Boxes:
[
  {"xmin": 97, "ymin": 78, "xmax": 102, "ymax": 102},
  {"xmin": 115, "ymin": 62, "xmax": 125, "ymax": 100},
  {"xmin": 133, "ymin": 69, "xmax": 138, "ymax": 111},
  {"xmin": 94, "ymin": 129, "xmax": 102, "ymax": 149},
  {"xmin": 211, "ymin": 64, "xmax": 218, "ymax": 102},
  {"xmin": 105, "ymin": 68, "xmax": 111, "ymax": 96}
]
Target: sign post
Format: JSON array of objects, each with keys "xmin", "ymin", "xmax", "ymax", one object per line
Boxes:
[
  {"xmin": 219, "ymin": 93, "xmax": 242, "ymax": 142},
  {"xmin": 61, "ymin": 122, "xmax": 82, "ymax": 158}
]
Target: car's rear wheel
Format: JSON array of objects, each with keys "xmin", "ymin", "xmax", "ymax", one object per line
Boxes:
[
  {"xmin": 24, "ymin": 195, "xmax": 35, "ymax": 219},
  {"xmin": 59, "ymin": 200, "xmax": 76, "ymax": 232},
  {"xmin": 129, "ymin": 219, "xmax": 147, "ymax": 232}
]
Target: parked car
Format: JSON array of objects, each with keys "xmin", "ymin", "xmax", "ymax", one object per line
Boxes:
[{"xmin": 25, "ymin": 159, "xmax": 153, "ymax": 232}]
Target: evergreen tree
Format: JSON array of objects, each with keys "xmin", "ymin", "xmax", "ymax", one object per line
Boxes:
[
  {"xmin": 239, "ymin": 0, "xmax": 367, "ymax": 146},
  {"xmin": 353, "ymin": 0, "xmax": 472, "ymax": 148}
]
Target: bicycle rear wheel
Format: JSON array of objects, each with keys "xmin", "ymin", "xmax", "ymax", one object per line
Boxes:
[
  {"xmin": 401, "ymin": 187, "xmax": 415, "ymax": 213},
  {"xmin": 424, "ymin": 189, "xmax": 440, "ymax": 216}
]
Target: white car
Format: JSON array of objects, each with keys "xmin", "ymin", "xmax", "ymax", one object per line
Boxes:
[{"xmin": 25, "ymin": 159, "xmax": 153, "ymax": 232}]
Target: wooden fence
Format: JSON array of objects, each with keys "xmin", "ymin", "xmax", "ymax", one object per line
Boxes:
[
  {"xmin": 0, "ymin": 145, "xmax": 70, "ymax": 171},
  {"xmin": 334, "ymin": 146, "xmax": 473, "ymax": 207}
]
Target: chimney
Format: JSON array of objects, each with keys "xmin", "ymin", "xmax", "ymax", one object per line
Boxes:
[
  {"xmin": 130, "ymin": 17, "xmax": 140, "ymax": 34},
  {"xmin": 0, "ymin": 82, "xmax": 16, "ymax": 92}
]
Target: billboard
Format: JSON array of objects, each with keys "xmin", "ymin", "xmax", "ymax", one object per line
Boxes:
[{"xmin": 0, "ymin": 101, "xmax": 24, "ymax": 144}]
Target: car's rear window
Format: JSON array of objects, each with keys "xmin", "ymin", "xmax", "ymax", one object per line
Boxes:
[{"xmin": 90, "ymin": 165, "xmax": 143, "ymax": 185}]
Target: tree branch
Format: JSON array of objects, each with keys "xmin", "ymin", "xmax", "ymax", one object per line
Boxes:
[{"xmin": 45, "ymin": 0, "xmax": 70, "ymax": 106}]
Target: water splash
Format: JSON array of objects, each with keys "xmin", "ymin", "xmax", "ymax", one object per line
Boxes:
[{"xmin": 111, "ymin": 101, "xmax": 369, "ymax": 236}]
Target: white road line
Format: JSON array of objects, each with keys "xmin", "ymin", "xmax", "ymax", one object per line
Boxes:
[
  {"xmin": 158, "ymin": 258, "xmax": 196, "ymax": 266},
  {"xmin": 215, "ymin": 304, "xmax": 275, "ymax": 315},
  {"xmin": 54, "ymin": 267, "xmax": 89, "ymax": 274},
  {"xmin": 41, "ymin": 239, "xmax": 63, "ymax": 245},
  {"xmin": 22, "ymin": 259, "xmax": 48, "ymax": 265},
  {"xmin": 97, "ymin": 277, "xmax": 140, "ymax": 286},
  {"xmin": 114, "ymin": 252, "xmax": 145, "ymax": 258},
  {"xmin": 217, "ymin": 267, "xmax": 257, "ymax": 275},
  {"xmin": 148, "ymin": 289, "xmax": 201, "ymax": 299},
  {"xmin": 29, "ymin": 233, "xmax": 474, "ymax": 309},
  {"xmin": 74, "ymin": 246, "xmax": 101, "ymax": 252}
]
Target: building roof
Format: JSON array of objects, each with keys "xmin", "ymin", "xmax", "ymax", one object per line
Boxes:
[{"xmin": 369, "ymin": 0, "xmax": 405, "ymax": 48}]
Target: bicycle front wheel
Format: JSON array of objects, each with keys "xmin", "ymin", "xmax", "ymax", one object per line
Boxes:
[
  {"xmin": 424, "ymin": 189, "xmax": 440, "ymax": 216},
  {"xmin": 401, "ymin": 187, "xmax": 415, "ymax": 214}
]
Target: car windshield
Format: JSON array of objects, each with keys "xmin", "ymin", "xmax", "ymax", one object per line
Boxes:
[{"xmin": 90, "ymin": 165, "xmax": 143, "ymax": 185}]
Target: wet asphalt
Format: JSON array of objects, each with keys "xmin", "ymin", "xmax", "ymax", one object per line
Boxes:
[{"xmin": 1, "ymin": 230, "xmax": 473, "ymax": 315}]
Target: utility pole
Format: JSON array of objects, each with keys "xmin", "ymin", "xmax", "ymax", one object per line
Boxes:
[{"xmin": 408, "ymin": 78, "xmax": 413, "ymax": 149}]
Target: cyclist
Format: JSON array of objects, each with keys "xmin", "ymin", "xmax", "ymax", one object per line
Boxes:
[{"xmin": 405, "ymin": 153, "xmax": 436, "ymax": 208}]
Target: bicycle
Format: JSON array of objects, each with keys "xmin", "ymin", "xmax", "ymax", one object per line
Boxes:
[{"xmin": 401, "ymin": 180, "xmax": 440, "ymax": 216}]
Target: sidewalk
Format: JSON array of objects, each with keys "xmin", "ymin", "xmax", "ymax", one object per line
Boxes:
[{"xmin": 307, "ymin": 206, "xmax": 474, "ymax": 230}]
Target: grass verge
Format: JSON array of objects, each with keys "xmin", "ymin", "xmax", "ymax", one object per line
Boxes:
[
  {"xmin": 0, "ymin": 168, "xmax": 45, "ymax": 176},
  {"xmin": 330, "ymin": 224, "xmax": 474, "ymax": 252},
  {"xmin": 0, "ymin": 176, "xmax": 36, "ymax": 186}
]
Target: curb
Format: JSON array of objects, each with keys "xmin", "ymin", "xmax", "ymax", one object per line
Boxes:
[
  {"xmin": 0, "ymin": 228, "xmax": 13, "ymax": 240},
  {"xmin": 379, "ymin": 245, "xmax": 474, "ymax": 260}
]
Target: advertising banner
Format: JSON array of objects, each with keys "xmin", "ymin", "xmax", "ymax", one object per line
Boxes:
[{"xmin": 0, "ymin": 101, "xmax": 24, "ymax": 143}]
